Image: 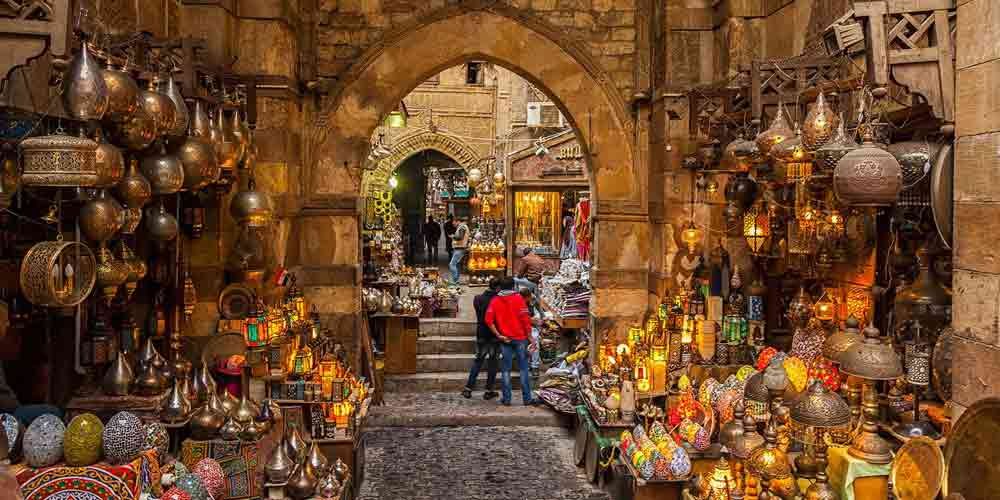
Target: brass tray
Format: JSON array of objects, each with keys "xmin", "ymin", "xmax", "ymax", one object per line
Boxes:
[
  {"xmin": 930, "ymin": 142, "xmax": 953, "ymax": 249},
  {"xmin": 218, "ymin": 283, "xmax": 254, "ymax": 319},
  {"xmin": 891, "ymin": 436, "xmax": 944, "ymax": 500},
  {"xmin": 944, "ymin": 397, "xmax": 1000, "ymax": 499}
]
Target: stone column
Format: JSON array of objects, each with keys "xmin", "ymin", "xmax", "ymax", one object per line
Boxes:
[{"xmin": 951, "ymin": 0, "xmax": 1000, "ymax": 417}]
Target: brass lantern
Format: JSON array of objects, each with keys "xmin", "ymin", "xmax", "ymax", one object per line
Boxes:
[
  {"xmin": 833, "ymin": 127, "xmax": 903, "ymax": 206},
  {"xmin": 743, "ymin": 203, "xmax": 770, "ymax": 254},
  {"xmin": 755, "ymin": 102, "xmax": 794, "ymax": 158},
  {"xmin": 840, "ymin": 324, "xmax": 902, "ymax": 464},
  {"xmin": 801, "ymin": 92, "xmax": 840, "ymax": 151},
  {"xmin": 680, "ymin": 221, "xmax": 703, "ymax": 253}
]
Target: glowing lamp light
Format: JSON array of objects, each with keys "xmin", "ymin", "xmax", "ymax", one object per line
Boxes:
[
  {"xmin": 707, "ymin": 456, "xmax": 736, "ymax": 500},
  {"xmin": 635, "ymin": 359, "xmax": 651, "ymax": 392},
  {"xmin": 651, "ymin": 344, "xmax": 667, "ymax": 362},
  {"xmin": 616, "ymin": 343, "xmax": 631, "ymax": 358},
  {"xmin": 814, "ymin": 289, "xmax": 837, "ymax": 322},
  {"xmin": 681, "ymin": 316, "xmax": 695, "ymax": 344},
  {"xmin": 243, "ymin": 299, "xmax": 265, "ymax": 347},
  {"xmin": 743, "ymin": 204, "xmax": 771, "ymax": 254},
  {"xmin": 388, "ymin": 175, "xmax": 399, "ymax": 190},
  {"xmin": 681, "ymin": 221, "xmax": 703, "ymax": 253},
  {"xmin": 628, "ymin": 324, "xmax": 644, "ymax": 346},
  {"xmin": 329, "ymin": 401, "xmax": 355, "ymax": 428},
  {"xmin": 386, "ymin": 110, "xmax": 406, "ymax": 128}
]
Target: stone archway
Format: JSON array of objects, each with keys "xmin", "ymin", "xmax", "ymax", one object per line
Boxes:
[
  {"xmin": 299, "ymin": 6, "xmax": 651, "ymax": 349},
  {"xmin": 364, "ymin": 131, "xmax": 482, "ymax": 193}
]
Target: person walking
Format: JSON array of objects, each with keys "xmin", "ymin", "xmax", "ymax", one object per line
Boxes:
[
  {"xmin": 444, "ymin": 214, "xmax": 456, "ymax": 259},
  {"xmin": 449, "ymin": 216, "xmax": 470, "ymax": 285},
  {"xmin": 462, "ymin": 277, "xmax": 501, "ymax": 400},
  {"xmin": 485, "ymin": 277, "xmax": 536, "ymax": 406},
  {"xmin": 424, "ymin": 215, "xmax": 441, "ymax": 264}
]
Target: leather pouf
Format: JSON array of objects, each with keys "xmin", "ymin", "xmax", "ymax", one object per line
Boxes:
[
  {"xmin": 23, "ymin": 414, "xmax": 65, "ymax": 467},
  {"xmin": 64, "ymin": 413, "xmax": 104, "ymax": 466},
  {"xmin": 102, "ymin": 411, "xmax": 145, "ymax": 464}
]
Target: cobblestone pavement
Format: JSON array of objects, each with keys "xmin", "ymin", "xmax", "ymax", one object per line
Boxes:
[
  {"xmin": 357, "ymin": 426, "xmax": 610, "ymax": 500},
  {"xmin": 369, "ymin": 392, "xmax": 566, "ymax": 427}
]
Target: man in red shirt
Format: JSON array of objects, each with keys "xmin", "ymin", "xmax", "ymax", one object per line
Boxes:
[{"xmin": 485, "ymin": 277, "xmax": 537, "ymax": 405}]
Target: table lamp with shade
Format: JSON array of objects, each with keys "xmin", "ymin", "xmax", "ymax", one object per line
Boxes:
[
  {"xmin": 838, "ymin": 324, "xmax": 902, "ymax": 464},
  {"xmin": 791, "ymin": 381, "xmax": 851, "ymax": 500}
]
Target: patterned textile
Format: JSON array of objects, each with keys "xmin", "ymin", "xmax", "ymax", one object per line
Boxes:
[
  {"xmin": 181, "ymin": 437, "xmax": 277, "ymax": 500},
  {"xmin": 14, "ymin": 449, "xmax": 160, "ymax": 500}
]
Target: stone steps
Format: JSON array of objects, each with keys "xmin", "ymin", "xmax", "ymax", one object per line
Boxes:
[
  {"xmin": 417, "ymin": 353, "xmax": 529, "ymax": 372},
  {"xmin": 418, "ymin": 318, "xmax": 477, "ymax": 337},
  {"xmin": 417, "ymin": 335, "xmax": 476, "ymax": 355},
  {"xmin": 383, "ymin": 371, "xmax": 528, "ymax": 393}
]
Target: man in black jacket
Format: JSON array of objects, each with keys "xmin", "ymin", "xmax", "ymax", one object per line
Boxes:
[{"xmin": 462, "ymin": 277, "xmax": 501, "ymax": 399}]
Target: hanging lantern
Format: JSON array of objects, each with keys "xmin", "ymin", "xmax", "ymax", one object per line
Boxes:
[
  {"xmin": 743, "ymin": 203, "xmax": 770, "ymax": 254},
  {"xmin": 724, "ymin": 135, "xmax": 761, "ymax": 172},
  {"xmin": 802, "ymin": 92, "xmax": 840, "ymax": 150},
  {"xmin": 724, "ymin": 173, "xmax": 758, "ymax": 208},
  {"xmin": 833, "ymin": 127, "xmax": 903, "ymax": 206},
  {"xmin": 243, "ymin": 300, "xmax": 263, "ymax": 347},
  {"xmin": 628, "ymin": 323, "xmax": 644, "ymax": 346},
  {"xmin": 814, "ymin": 289, "xmax": 837, "ymax": 322},
  {"xmin": 466, "ymin": 167, "xmax": 483, "ymax": 188},
  {"xmin": 680, "ymin": 221, "xmax": 703, "ymax": 253},
  {"xmin": 755, "ymin": 102, "xmax": 794, "ymax": 158}
]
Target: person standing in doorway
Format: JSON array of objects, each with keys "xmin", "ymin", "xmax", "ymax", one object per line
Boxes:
[
  {"xmin": 485, "ymin": 277, "xmax": 536, "ymax": 406},
  {"xmin": 449, "ymin": 216, "xmax": 470, "ymax": 285},
  {"xmin": 424, "ymin": 215, "xmax": 441, "ymax": 264},
  {"xmin": 444, "ymin": 214, "xmax": 456, "ymax": 259},
  {"xmin": 462, "ymin": 277, "xmax": 501, "ymax": 400}
]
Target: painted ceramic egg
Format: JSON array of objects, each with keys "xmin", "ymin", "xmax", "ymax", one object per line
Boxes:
[
  {"xmin": 102, "ymin": 411, "xmax": 145, "ymax": 464},
  {"xmin": 699, "ymin": 378, "xmax": 718, "ymax": 409},
  {"xmin": 163, "ymin": 486, "xmax": 192, "ymax": 500},
  {"xmin": 668, "ymin": 445, "xmax": 692, "ymax": 478},
  {"xmin": 192, "ymin": 458, "xmax": 226, "ymax": 498},
  {"xmin": 64, "ymin": 413, "xmax": 104, "ymax": 466},
  {"xmin": 638, "ymin": 458, "xmax": 654, "ymax": 480},
  {"xmin": 145, "ymin": 421, "xmax": 170, "ymax": 462},
  {"xmin": 693, "ymin": 427, "xmax": 711, "ymax": 451},
  {"xmin": 175, "ymin": 474, "xmax": 209, "ymax": 500},
  {"xmin": 648, "ymin": 421, "xmax": 668, "ymax": 443},
  {"xmin": 736, "ymin": 365, "xmax": 756, "ymax": 382},
  {"xmin": 23, "ymin": 414, "xmax": 65, "ymax": 467},
  {"xmin": 1, "ymin": 413, "xmax": 23, "ymax": 458}
]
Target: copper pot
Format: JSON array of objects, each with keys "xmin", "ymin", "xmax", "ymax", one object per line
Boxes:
[
  {"xmin": 101, "ymin": 63, "xmax": 140, "ymax": 123},
  {"xmin": 94, "ymin": 131, "xmax": 125, "ymax": 188},
  {"xmin": 144, "ymin": 203, "xmax": 179, "ymax": 242},
  {"xmin": 140, "ymin": 146, "xmax": 184, "ymax": 195},
  {"xmin": 116, "ymin": 159, "xmax": 152, "ymax": 209},
  {"xmin": 62, "ymin": 41, "xmax": 108, "ymax": 121},
  {"xmin": 174, "ymin": 136, "xmax": 218, "ymax": 191},
  {"xmin": 80, "ymin": 190, "xmax": 124, "ymax": 243},
  {"xmin": 161, "ymin": 77, "xmax": 189, "ymax": 139},
  {"xmin": 834, "ymin": 130, "xmax": 903, "ymax": 207},
  {"xmin": 19, "ymin": 131, "xmax": 99, "ymax": 187},
  {"xmin": 108, "ymin": 107, "xmax": 157, "ymax": 151},
  {"xmin": 140, "ymin": 78, "xmax": 176, "ymax": 137}
]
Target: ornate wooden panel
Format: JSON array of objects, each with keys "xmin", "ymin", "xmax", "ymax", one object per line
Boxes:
[{"xmin": 0, "ymin": 0, "xmax": 71, "ymax": 110}]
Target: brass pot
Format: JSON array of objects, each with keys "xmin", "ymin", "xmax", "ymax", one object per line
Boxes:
[
  {"xmin": 102, "ymin": 350, "xmax": 134, "ymax": 396},
  {"xmin": 192, "ymin": 359, "xmax": 217, "ymax": 404},
  {"xmin": 144, "ymin": 203, "xmax": 179, "ymax": 241},
  {"xmin": 95, "ymin": 245, "xmax": 129, "ymax": 304},
  {"xmin": 230, "ymin": 177, "xmax": 273, "ymax": 227},
  {"xmin": 80, "ymin": 190, "xmax": 124, "ymax": 243},
  {"xmin": 161, "ymin": 77, "xmax": 189, "ymax": 139},
  {"xmin": 233, "ymin": 367, "xmax": 259, "ymax": 425},
  {"xmin": 307, "ymin": 441, "xmax": 330, "ymax": 476},
  {"xmin": 140, "ymin": 146, "xmax": 184, "ymax": 195},
  {"xmin": 265, "ymin": 437, "xmax": 295, "ymax": 483},
  {"xmin": 19, "ymin": 131, "xmax": 99, "ymax": 187},
  {"xmin": 834, "ymin": 130, "xmax": 903, "ymax": 207},
  {"xmin": 116, "ymin": 159, "xmax": 152, "ymax": 209},
  {"xmin": 285, "ymin": 424, "xmax": 307, "ymax": 464},
  {"xmin": 238, "ymin": 419, "xmax": 265, "ymax": 441},
  {"xmin": 94, "ymin": 131, "xmax": 125, "ymax": 188},
  {"xmin": 175, "ymin": 136, "xmax": 218, "ymax": 190},
  {"xmin": 140, "ymin": 78, "xmax": 176, "ymax": 137},
  {"xmin": 221, "ymin": 388, "xmax": 240, "ymax": 416},
  {"xmin": 219, "ymin": 417, "xmax": 242, "ymax": 441},
  {"xmin": 108, "ymin": 107, "xmax": 157, "ymax": 151},
  {"xmin": 133, "ymin": 359, "xmax": 167, "ymax": 396},
  {"xmin": 189, "ymin": 400, "xmax": 225, "ymax": 440},
  {"xmin": 161, "ymin": 378, "xmax": 192, "ymax": 423},
  {"xmin": 101, "ymin": 63, "xmax": 140, "ymax": 123},
  {"xmin": 286, "ymin": 462, "xmax": 319, "ymax": 500},
  {"xmin": 62, "ymin": 41, "xmax": 108, "ymax": 121}
]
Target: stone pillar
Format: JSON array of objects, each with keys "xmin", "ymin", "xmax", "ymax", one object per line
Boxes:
[{"xmin": 951, "ymin": 0, "xmax": 1000, "ymax": 417}]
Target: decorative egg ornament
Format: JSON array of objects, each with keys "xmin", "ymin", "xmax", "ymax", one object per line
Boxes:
[
  {"xmin": 193, "ymin": 458, "xmax": 226, "ymax": 498},
  {"xmin": 0, "ymin": 413, "xmax": 23, "ymax": 459},
  {"xmin": 64, "ymin": 413, "xmax": 104, "ymax": 466},
  {"xmin": 103, "ymin": 411, "xmax": 145, "ymax": 464},
  {"xmin": 176, "ymin": 473, "xmax": 210, "ymax": 500},
  {"xmin": 23, "ymin": 414, "xmax": 65, "ymax": 467},
  {"xmin": 146, "ymin": 421, "xmax": 170, "ymax": 462}
]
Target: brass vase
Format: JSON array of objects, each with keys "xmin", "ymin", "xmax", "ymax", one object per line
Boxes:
[
  {"xmin": 286, "ymin": 461, "xmax": 318, "ymax": 500},
  {"xmin": 80, "ymin": 190, "xmax": 124, "ymax": 244},
  {"xmin": 175, "ymin": 135, "xmax": 218, "ymax": 191},
  {"xmin": 102, "ymin": 350, "xmax": 134, "ymax": 396},
  {"xmin": 234, "ymin": 366, "xmax": 259, "ymax": 425},
  {"xmin": 221, "ymin": 388, "xmax": 240, "ymax": 416},
  {"xmin": 307, "ymin": 441, "xmax": 330, "ymax": 476},
  {"xmin": 161, "ymin": 77, "xmax": 189, "ymax": 139},
  {"xmin": 62, "ymin": 41, "xmax": 108, "ymax": 121},
  {"xmin": 100, "ymin": 63, "xmax": 140, "ymax": 123},
  {"xmin": 161, "ymin": 378, "xmax": 192, "ymax": 423},
  {"xmin": 133, "ymin": 359, "xmax": 167, "ymax": 396},
  {"xmin": 140, "ymin": 77, "xmax": 176, "ymax": 137},
  {"xmin": 189, "ymin": 398, "xmax": 225, "ymax": 440},
  {"xmin": 192, "ymin": 359, "xmax": 217, "ymax": 404},
  {"xmin": 285, "ymin": 424, "xmax": 307, "ymax": 464},
  {"xmin": 219, "ymin": 416, "xmax": 242, "ymax": 441},
  {"xmin": 238, "ymin": 419, "xmax": 265, "ymax": 441},
  {"xmin": 94, "ymin": 130, "xmax": 125, "ymax": 188},
  {"xmin": 140, "ymin": 145, "xmax": 184, "ymax": 195},
  {"xmin": 138, "ymin": 336, "xmax": 159, "ymax": 368},
  {"xmin": 265, "ymin": 437, "xmax": 295, "ymax": 483},
  {"xmin": 116, "ymin": 159, "xmax": 152, "ymax": 209}
]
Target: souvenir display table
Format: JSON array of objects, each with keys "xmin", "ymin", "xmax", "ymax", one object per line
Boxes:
[
  {"xmin": 180, "ymin": 434, "xmax": 281, "ymax": 500},
  {"xmin": 607, "ymin": 462, "xmax": 685, "ymax": 500},
  {"xmin": 826, "ymin": 445, "xmax": 890, "ymax": 500}
]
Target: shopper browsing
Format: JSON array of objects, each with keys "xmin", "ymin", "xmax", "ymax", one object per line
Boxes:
[
  {"xmin": 520, "ymin": 287, "xmax": 543, "ymax": 376},
  {"xmin": 485, "ymin": 277, "xmax": 537, "ymax": 406},
  {"xmin": 462, "ymin": 277, "xmax": 501, "ymax": 400},
  {"xmin": 449, "ymin": 216, "xmax": 470, "ymax": 285}
]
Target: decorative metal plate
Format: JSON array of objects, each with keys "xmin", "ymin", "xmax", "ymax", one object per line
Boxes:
[
  {"xmin": 944, "ymin": 398, "xmax": 1000, "ymax": 499},
  {"xmin": 218, "ymin": 283, "xmax": 254, "ymax": 319},
  {"xmin": 201, "ymin": 332, "xmax": 247, "ymax": 367},
  {"xmin": 892, "ymin": 436, "xmax": 944, "ymax": 500},
  {"xmin": 930, "ymin": 142, "xmax": 953, "ymax": 249}
]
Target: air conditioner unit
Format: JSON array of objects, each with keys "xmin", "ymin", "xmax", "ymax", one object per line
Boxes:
[{"xmin": 527, "ymin": 103, "xmax": 542, "ymax": 126}]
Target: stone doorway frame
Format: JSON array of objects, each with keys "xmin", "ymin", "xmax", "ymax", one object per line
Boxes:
[{"xmin": 300, "ymin": 6, "xmax": 651, "ymax": 353}]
